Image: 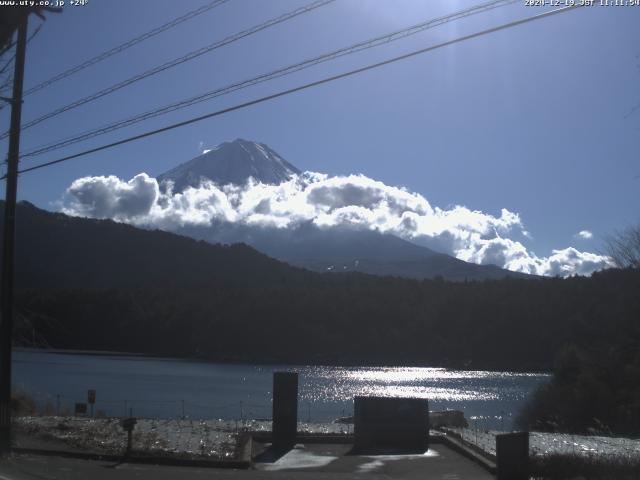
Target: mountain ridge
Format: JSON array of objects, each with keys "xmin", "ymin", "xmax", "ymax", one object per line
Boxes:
[
  {"xmin": 2, "ymin": 200, "xmax": 308, "ymax": 290},
  {"xmin": 178, "ymin": 221, "xmax": 532, "ymax": 280}
]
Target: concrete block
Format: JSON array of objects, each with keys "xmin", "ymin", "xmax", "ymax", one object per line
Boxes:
[
  {"xmin": 272, "ymin": 372, "xmax": 298, "ymax": 450},
  {"xmin": 354, "ymin": 396, "xmax": 429, "ymax": 453}
]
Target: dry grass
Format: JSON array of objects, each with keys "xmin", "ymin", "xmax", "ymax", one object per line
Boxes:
[
  {"xmin": 10, "ymin": 389, "xmax": 37, "ymax": 416},
  {"xmin": 530, "ymin": 453, "xmax": 640, "ymax": 480}
]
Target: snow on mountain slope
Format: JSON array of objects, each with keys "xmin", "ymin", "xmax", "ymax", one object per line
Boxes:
[{"xmin": 157, "ymin": 139, "xmax": 300, "ymax": 191}]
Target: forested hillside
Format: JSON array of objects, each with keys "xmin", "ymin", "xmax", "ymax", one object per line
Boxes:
[
  {"xmin": 2, "ymin": 201, "xmax": 308, "ymax": 289},
  {"xmin": 14, "ymin": 269, "xmax": 640, "ymax": 373}
]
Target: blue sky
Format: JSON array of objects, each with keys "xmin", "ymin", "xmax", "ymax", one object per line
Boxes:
[{"xmin": 1, "ymin": 0, "xmax": 639, "ymax": 266}]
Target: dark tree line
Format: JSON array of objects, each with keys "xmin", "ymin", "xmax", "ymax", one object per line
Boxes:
[
  {"xmin": 14, "ymin": 268, "xmax": 640, "ymax": 373},
  {"xmin": 517, "ymin": 301, "xmax": 640, "ymax": 436},
  {"xmin": 516, "ymin": 222, "xmax": 640, "ymax": 436}
]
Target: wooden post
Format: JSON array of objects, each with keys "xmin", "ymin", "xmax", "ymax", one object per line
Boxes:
[{"xmin": 0, "ymin": 17, "xmax": 28, "ymax": 453}]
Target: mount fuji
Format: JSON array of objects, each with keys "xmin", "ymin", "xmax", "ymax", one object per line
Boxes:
[
  {"xmin": 157, "ymin": 138, "xmax": 300, "ymax": 191},
  {"xmin": 156, "ymin": 139, "xmax": 531, "ymax": 281}
]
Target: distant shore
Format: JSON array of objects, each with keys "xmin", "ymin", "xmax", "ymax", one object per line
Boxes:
[
  {"xmin": 13, "ymin": 346, "xmax": 551, "ymax": 373},
  {"xmin": 13, "ymin": 346, "xmax": 169, "ymax": 359}
]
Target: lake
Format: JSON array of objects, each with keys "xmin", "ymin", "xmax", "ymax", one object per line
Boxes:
[{"xmin": 12, "ymin": 349, "xmax": 549, "ymax": 430}]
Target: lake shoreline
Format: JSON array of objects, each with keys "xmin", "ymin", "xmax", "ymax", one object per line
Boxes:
[
  {"xmin": 14, "ymin": 346, "xmax": 552, "ymax": 374},
  {"xmin": 13, "ymin": 349, "xmax": 550, "ymax": 430}
]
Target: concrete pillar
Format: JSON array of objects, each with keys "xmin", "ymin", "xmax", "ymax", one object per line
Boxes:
[
  {"xmin": 272, "ymin": 371, "xmax": 298, "ymax": 450},
  {"xmin": 496, "ymin": 431, "xmax": 529, "ymax": 480}
]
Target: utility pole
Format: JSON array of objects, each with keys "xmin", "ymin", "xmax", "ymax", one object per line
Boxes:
[{"xmin": 0, "ymin": 17, "xmax": 28, "ymax": 454}]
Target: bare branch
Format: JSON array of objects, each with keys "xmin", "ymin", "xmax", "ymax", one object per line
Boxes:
[{"xmin": 605, "ymin": 225, "xmax": 640, "ymax": 269}]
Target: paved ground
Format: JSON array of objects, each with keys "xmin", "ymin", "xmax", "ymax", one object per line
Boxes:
[{"xmin": 0, "ymin": 444, "xmax": 494, "ymax": 479}]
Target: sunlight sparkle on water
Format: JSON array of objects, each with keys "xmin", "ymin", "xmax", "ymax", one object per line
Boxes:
[{"xmin": 298, "ymin": 366, "xmax": 538, "ymax": 403}]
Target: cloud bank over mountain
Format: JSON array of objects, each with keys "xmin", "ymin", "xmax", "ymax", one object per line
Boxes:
[{"xmin": 62, "ymin": 171, "xmax": 611, "ymax": 277}]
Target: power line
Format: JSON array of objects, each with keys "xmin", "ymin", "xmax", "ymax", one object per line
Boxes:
[
  {"xmin": 0, "ymin": 52, "xmax": 16, "ymax": 78},
  {"xmin": 20, "ymin": 0, "xmax": 519, "ymax": 159},
  {"xmin": 22, "ymin": 0, "xmax": 231, "ymax": 97},
  {"xmin": 0, "ymin": 41, "xmax": 15, "ymax": 59},
  {"xmin": 1, "ymin": 0, "xmax": 336, "ymax": 139},
  {"xmin": 25, "ymin": 23, "xmax": 43, "ymax": 47},
  {"xmin": 8, "ymin": 4, "xmax": 582, "ymax": 179},
  {"xmin": 0, "ymin": 24, "xmax": 43, "ymax": 87},
  {"xmin": 0, "ymin": 74, "xmax": 12, "ymax": 93}
]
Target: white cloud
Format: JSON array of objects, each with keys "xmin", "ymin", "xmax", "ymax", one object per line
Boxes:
[
  {"xmin": 63, "ymin": 174, "xmax": 158, "ymax": 221},
  {"xmin": 576, "ymin": 230, "xmax": 593, "ymax": 240},
  {"xmin": 62, "ymin": 172, "xmax": 612, "ymax": 277}
]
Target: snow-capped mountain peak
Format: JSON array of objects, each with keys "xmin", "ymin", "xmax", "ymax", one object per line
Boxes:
[{"xmin": 157, "ymin": 138, "xmax": 300, "ymax": 192}]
